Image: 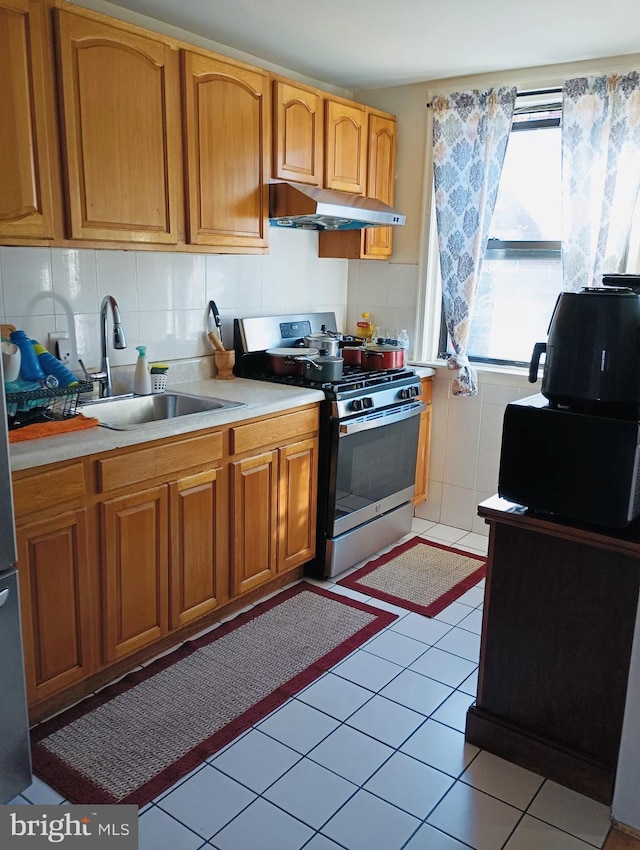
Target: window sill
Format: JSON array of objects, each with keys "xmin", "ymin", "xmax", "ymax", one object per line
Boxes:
[{"xmin": 411, "ymin": 358, "xmax": 535, "ymax": 388}]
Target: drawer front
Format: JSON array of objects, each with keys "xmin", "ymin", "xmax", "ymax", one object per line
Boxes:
[
  {"xmin": 421, "ymin": 377, "xmax": 433, "ymax": 404},
  {"xmin": 97, "ymin": 432, "xmax": 223, "ymax": 492},
  {"xmin": 230, "ymin": 408, "xmax": 318, "ymax": 455},
  {"xmin": 13, "ymin": 463, "xmax": 85, "ymax": 518}
]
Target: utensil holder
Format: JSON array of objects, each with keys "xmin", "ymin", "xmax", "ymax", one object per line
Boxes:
[
  {"xmin": 151, "ymin": 374, "xmax": 167, "ymax": 393},
  {"xmin": 214, "ymin": 350, "xmax": 235, "ymax": 380}
]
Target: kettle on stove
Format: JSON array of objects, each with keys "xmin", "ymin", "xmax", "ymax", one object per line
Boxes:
[{"xmin": 529, "ymin": 274, "xmax": 640, "ymax": 417}]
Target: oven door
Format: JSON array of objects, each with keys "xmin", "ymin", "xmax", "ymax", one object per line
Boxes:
[{"xmin": 329, "ymin": 401, "xmax": 423, "ymax": 537}]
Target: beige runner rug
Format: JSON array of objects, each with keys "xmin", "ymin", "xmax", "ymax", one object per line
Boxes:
[
  {"xmin": 338, "ymin": 537, "xmax": 486, "ymax": 616},
  {"xmin": 31, "ymin": 583, "xmax": 395, "ymax": 806}
]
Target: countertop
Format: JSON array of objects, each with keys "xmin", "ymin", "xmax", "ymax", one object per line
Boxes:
[
  {"xmin": 9, "ymin": 366, "xmax": 435, "ymax": 473},
  {"xmin": 9, "ymin": 378, "xmax": 325, "ymax": 473}
]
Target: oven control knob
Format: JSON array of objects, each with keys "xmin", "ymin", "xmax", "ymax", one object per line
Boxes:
[
  {"xmin": 363, "ymin": 397, "xmax": 373, "ymax": 409},
  {"xmin": 350, "ymin": 399, "xmax": 363, "ymax": 411},
  {"xmin": 399, "ymin": 388, "xmax": 410, "ymax": 399},
  {"xmin": 411, "ymin": 386, "xmax": 420, "ymax": 397}
]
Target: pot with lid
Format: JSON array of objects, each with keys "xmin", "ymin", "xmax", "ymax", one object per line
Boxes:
[
  {"xmin": 361, "ymin": 343, "xmax": 405, "ymax": 371},
  {"xmin": 303, "ymin": 332, "xmax": 339, "ymax": 357},
  {"xmin": 267, "ymin": 347, "xmax": 319, "ymax": 375},
  {"xmin": 529, "ymin": 275, "xmax": 640, "ymax": 416}
]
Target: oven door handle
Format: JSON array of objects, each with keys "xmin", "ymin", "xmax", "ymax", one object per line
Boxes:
[{"xmin": 338, "ymin": 402, "xmax": 424, "ymax": 435}]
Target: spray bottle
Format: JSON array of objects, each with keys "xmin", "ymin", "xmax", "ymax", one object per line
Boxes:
[{"xmin": 133, "ymin": 345, "xmax": 151, "ymax": 395}]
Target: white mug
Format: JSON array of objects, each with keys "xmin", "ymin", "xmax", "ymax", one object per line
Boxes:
[{"xmin": 1, "ymin": 341, "xmax": 21, "ymax": 383}]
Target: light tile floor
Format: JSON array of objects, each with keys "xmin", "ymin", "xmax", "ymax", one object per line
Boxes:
[{"xmin": 11, "ymin": 521, "xmax": 614, "ymax": 850}]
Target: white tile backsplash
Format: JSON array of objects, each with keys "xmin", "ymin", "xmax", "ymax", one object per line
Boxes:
[
  {"xmin": 136, "ymin": 253, "xmax": 174, "ymax": 311},
  {"xmin": 443, "ymin": 443, "xmax": 478, "ymax": 491},
  {"xmin": 172, "ymin": 254, "xmax": 206, "ymax": 310},
  {"xmin": 0, "ymin": 236, "xmax": 348, "ymax": 372},
  {"xmin": 416, "ymin": 366, "xmax": 533, "ymax": 532},
  {"xmin": 96, "ymin": 251, "xmax": 138, "ymax": 312},
  {"xmin": 446, "ymin": 398, "xmax": 482, "ymax": 445},
  {"xmin": 1, "ymin": 247, "xmax": 54, "ymax": 317},
  {"xmin": 50, "ymin": 249, "xmax": 98, "ymax": 314},
  {"xmin": 440, "ymin": 484, "xmax": 478, "ymax": 530}
]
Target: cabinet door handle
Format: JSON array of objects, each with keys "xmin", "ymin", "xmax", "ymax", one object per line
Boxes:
[{"xmin": 0, "ymin": 588, "xmax": 10, "ymax": 608}]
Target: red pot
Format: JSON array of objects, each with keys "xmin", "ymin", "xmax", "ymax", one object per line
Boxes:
[
  {"xmin": 266, "ymin": 347, "xmax": 318, "ymax": 375},
  {"xmin": 361, "ymin": 344, "xmax": 405, "ymax": 370},
  {"xmin": 341, "ymin": 346, "xmax": 364, "ymax": 366}
]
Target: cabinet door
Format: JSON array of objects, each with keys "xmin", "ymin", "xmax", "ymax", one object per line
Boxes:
[
  {"xmin": 278, "ymin": 438, "xmax": 318, "ymax": 571},
  {"xmin": 55, "ymin": 9, "xmax": 181, "ymax": 243},
  {"xmin": 319, "ymin": 111, "xmax": 397, "ymax": 260},
  {"xmin": 273, "ymin": 80, "xmax": 322, "ymax": 186},
  {"xmin": 324, "ymin": 99, "xmax": 367, "ymax": 195},
  {"xmin": 413, "ymin": 378, "xmax": 433, "ymax": 505},
  {"xmin": 169, "ymin": 468, "xmax": 227, "ymax": 630},
  {"xmin": 362, "ymin": 113, "xmax": 396, "ymax": 260},
  {"xmin": 0, "ymin": 0, "xmax": 54, "ymax": 240},
  {"xmin": 16, "ymin": 509, "xmax": 94, "ymax": 705},
  {"xmin": 101, "ymin": 486, "xmax": 169, "ymax": 663},
  {"xmin": 230, "ymin": 451, "xmax": 278, "ymax": 595},
  {"xmin": 183, "ymin": 51, "xmax": 269, "ymax": 249}
]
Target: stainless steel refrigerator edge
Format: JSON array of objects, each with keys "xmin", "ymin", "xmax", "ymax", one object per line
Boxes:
[{"xmin": 0, "ymin": 356, "xmax": 32, "ymax": 802}]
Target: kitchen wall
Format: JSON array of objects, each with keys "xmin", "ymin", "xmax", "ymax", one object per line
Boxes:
[
  {"xmin": 416, "ymin": 367, "xmax": 534, "ymax": 535},
  {"xmin": 0, "ymin": 228, "xmax": 348, "ymax": 387}
]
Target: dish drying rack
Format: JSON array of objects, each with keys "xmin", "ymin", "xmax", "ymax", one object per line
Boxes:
[{"xmin": 5, "ymin": 381, "xmax": 94, "ymax": 430}]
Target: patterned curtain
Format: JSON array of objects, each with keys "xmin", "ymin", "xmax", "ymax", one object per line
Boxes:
[
  {"xmin": 432, "ymin": 87, "xmax": 516, "ymax": 396},
  {"xmin": 562, "ymin": 72, "xmax": 640, "ymax": 291}
]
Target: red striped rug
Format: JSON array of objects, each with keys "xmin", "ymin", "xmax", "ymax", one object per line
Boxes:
[
  {"xmin": 338, "ymin": 537, "xmax": 486, "ymax": 617},
  {"xmin": 31, "ymin": 583, "xmax": 395, "ymax": 806}
]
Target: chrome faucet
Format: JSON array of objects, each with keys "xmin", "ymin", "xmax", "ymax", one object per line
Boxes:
[{"xmin": 80, "ymin": 295, "xmax": 127, "ymax": 398}]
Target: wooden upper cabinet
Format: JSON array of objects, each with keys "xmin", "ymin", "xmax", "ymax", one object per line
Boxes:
[
  {"xmin": 273, "ymin": 80, "xmax": 323, "ymax": 186},
  {"xmin": 362, "ymin": 112, "xmax": 396, "ymax": 259},
  {"xmin": 319, "ymin": 108, "xmax": 397, "ymax": 260},
  {"xmin": 54, "ymin": 9, "xmax": 181, "ymax": 244},
  {"xmin": 182, "ymin": 50, "xmax": 269, "ymax": 249},
  {"xmin": 0, "ymin": 0, "xmax": 54, "ymax": 240},
  {"xmin": 324, "ymin": 99, "xmax": 367, "ymax": 195}
]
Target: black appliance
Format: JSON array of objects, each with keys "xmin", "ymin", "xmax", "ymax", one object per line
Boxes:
[
  {"xmin": 508, "ymin": 275, "xmax": 640, "ymax": 528},
  {"xmin": 498, "ymin": 394, "xmax": 640, "ymax": 527},
  {"xmin": 529, "ymin": 276, "xmax": 640, "ymax": 417},
  {"xmin": 234, "ymin": 313, "xmax": 423, "ymax": 577}
]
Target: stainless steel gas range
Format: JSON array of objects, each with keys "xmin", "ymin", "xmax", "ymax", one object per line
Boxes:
[{"xmin": 234, "ymin": 313, "xmax": 424, "ymax": 578}]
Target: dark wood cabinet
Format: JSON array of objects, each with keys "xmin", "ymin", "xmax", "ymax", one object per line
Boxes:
[{"xmin": 466, "ymin": 496, "xmax": 640, "ymax": 804}]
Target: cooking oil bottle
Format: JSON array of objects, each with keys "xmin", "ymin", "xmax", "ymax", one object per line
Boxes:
[{"xmin": 355, "ymin": 312, "xmax": 375, "ymax": 343}]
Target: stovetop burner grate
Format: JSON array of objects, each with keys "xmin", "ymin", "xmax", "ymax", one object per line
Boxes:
[{"xmin": 238, "ymin": 359, "xmax": 415, "ymax": 395}]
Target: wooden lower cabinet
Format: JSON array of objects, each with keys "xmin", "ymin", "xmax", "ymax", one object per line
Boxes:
[
  {"xmin": 100, "ymin": 486, "xmax": 169, "ymax": 663},
  {"xmin": 13, "ymin": 404, "xmax": 319, "ymax": 712},
  {"xmin": 169, "ymin": 467, "xmax": 227, "ymax": 629},
  {"xmin": 231, "ymin": 450, "xmax": 279, "ymax": 595},
  {"xmin": 15, "ymin": 508, "xmax": 94, "ymax": 704},
  {"xmin": 278, "ymin": 438, "xmax": 317, "ymax": 571}
]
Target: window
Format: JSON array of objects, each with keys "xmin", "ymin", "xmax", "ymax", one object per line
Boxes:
[{"xmin": 438, "ymin": 102, "xmax": 564, "ymax": 367}]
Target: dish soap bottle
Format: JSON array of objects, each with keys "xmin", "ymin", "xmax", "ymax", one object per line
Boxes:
[
  {"xmin": 133, "ymin": 345, "xmax": 151, "ymax": 395},
  {"xmin": 355, "ymin": 312, "xmax": 375, "ymax": 343}
]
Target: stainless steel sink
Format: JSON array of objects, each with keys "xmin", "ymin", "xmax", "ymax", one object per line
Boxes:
[{"xmin": 80, "ymin": 391, "xmax": 247, "ymax": 430}]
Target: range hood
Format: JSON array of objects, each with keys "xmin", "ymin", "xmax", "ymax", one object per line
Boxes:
[{"xmin": 269, "ymin": 182, "xmax": 406, "ymax": 231}]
